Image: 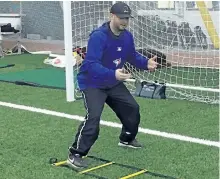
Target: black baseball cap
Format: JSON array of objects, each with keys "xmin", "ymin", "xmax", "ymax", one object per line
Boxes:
[{"xmin": 110, "ymin": 2, "xmax": 133, "ymax": 18}]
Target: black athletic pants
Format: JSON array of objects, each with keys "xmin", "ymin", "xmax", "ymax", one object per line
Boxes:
[{"xmin": 70, "ymin": 82, "xmax": 140, "ymax": 156}]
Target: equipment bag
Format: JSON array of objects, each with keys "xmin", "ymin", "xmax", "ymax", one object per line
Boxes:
[{"xmin": 134, "ymin": 80, "xmax": 166, "ymax": 99}]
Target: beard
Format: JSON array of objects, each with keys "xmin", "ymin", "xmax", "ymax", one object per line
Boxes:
[{"xmin": 118, "ymin": 24, "xmax": 127, "ymax": 31}]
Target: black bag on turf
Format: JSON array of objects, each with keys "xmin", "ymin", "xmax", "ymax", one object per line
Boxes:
[{"xmin": 134, "ymin": 80, "xmax": 166, "ymax": 99}]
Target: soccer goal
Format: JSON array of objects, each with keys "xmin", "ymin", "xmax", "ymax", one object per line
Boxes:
[
  {"xmin": 1, "ymin": 1, "xmax": 219, "ymax": 104},
  {"xmin": 63, "ymin": 1, "xmax": 219, "ymax": 104}
]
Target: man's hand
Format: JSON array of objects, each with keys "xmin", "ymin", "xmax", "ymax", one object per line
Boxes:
[
  {"xmin": 148, "ymin": 56, "xmax": 158, "ymax": 72},
  {"xmin": 115, "ymin": 69, "xmax": 131, "ymax": 81}
]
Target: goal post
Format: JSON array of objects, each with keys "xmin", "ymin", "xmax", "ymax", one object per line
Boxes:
[{"xmin": 63, "ymin": 0, "xmax": 75, "ymax": 102}]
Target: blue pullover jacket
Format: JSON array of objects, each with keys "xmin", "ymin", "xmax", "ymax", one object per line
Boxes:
[{"xmin": 77, "ymin": 22, "xmax": 148, "ymax": 90}]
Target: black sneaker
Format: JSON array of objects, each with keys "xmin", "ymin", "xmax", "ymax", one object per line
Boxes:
[
  {"xmin": 67, "ymin": 153, "xmax": 88, "ymax": 168},
  {"xmin": 118, "ymin": 139, "xmax": 142, "ymax": 149}
]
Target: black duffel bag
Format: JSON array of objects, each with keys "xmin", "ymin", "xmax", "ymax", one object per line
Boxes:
[{"xmin": 134, "ymin": 80, "xmax": 166, "ymax": 99}]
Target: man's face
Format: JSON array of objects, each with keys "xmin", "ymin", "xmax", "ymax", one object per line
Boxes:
[{"xmin": 112, "ymin": 14, "xmax": 129, "ymax": 31}]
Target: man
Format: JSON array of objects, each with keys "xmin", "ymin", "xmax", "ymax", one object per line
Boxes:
[{"xmin": 67, "ymin": 2, "xmax": 158, "ymax": 168}]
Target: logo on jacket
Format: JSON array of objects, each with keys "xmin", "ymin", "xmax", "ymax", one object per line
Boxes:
[
  {"xmin": 113, "ymin": 58, "xmax": 121, "ymax": 67},
  {"xmin": 117, "ymin": 47, "xmax": 122, "ymax": 51}
]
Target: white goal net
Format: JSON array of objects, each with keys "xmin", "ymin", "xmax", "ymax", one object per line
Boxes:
[
  {"xmin": 0, "ymin": 1, "xmax": 219, "ymax": 104},
  {"xmin": 70, "ymin": 1, "xmax": 219, "ymax": 104}
]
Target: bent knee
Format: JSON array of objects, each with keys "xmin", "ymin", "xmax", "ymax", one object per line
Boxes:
[{"xmin": 131, "ymin": 102, "xmax": 140, "ymax": 112}]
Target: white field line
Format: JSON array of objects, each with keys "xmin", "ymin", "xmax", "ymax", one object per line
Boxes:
[{"xmin": 0, "ymin": 101, "xmax": 219, "ymax": 148}]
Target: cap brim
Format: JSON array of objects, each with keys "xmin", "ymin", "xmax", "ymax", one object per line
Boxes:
[{"xmin": 116, "ymin": 14, "xmax": 134, "ymax": 18}]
